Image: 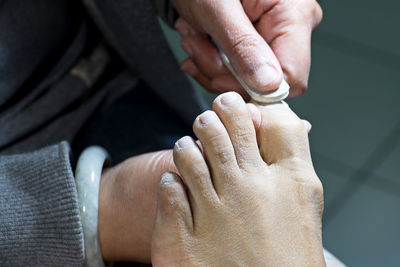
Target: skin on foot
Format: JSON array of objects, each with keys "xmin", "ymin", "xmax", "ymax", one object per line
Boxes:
[{"xmin": 151, "ymin": 92, "xmax": 325, "ymax": 266}]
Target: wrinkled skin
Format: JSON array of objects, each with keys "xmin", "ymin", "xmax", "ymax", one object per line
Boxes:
[
  {"xmin": 173, "ymin": 0, "xmax": 323, "ymax": 97},
  {"xmin": 151, "ymin": 92, "xmax": 325, "ymax": 266}
]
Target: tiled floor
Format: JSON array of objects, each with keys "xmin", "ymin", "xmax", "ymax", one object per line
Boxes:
[{"xmin": 160, "ymin": 0, "xmax": 400, "ymax": 265}]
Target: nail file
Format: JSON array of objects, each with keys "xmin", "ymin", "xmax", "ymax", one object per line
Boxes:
[{"xmin": 219, "ymin": 50, "xmax": 289, "ymax": 106}]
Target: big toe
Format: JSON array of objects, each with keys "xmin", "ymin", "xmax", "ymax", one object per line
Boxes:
[{"xmin": 256, "ymin": 103, "xmax": 312, "ymax": 164}]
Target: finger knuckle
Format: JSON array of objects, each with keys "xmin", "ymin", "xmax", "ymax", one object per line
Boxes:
[
  {"xmin": 295, "ymin": 79, "xmax": 308, "ymax": 96},
  {"xmin": 287, "ymin": 0, "xmax": 320, "ymax": 27},
  {"xmin": 230, "ymin": 33, "xmax": 263, "ymax": 57},
  {"xmin": 284, "ymin": 68, "xmax": 309, "ymax": 96}
]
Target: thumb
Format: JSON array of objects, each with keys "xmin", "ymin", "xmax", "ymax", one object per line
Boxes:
[{"xmin": 200, "ymin": 0, "xmax": 283, "ymax": 93}]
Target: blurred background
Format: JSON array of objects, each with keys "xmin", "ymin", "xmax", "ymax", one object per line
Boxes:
[{"xmin": 159, "ymin": 0, "xmax": 400, "ymax": 266}]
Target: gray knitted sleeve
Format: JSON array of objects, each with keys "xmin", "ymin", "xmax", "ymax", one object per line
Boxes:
[{"xmin": 0, "ymin": 142, "xmax": 84, "ymax": 266}]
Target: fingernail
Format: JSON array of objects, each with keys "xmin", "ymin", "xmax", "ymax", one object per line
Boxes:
[
  {"xmin": 181, "ymin": 41, "xmax": 193, "ymax": 57},
  {"xmin": 175, "ymin": 136, "xmax": 194, "ymax": 149},
  {"xmin": 220, "ymin": 92, "xmax": 241, "ymax": 106},
  {"xmin": 198, "ymin": 111, "xmax": 216, "ymax": 126},
  {"xmin": 250, "ymin": 64, "xmax": 282, "ymax": 92}
]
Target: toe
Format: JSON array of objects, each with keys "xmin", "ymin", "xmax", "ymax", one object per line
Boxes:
[
  {"xmin": 193, "ymin": 110, "xmax": 240, "ymax": 195},
  {"xmin": 213, "ymin": 92, "xmax": 263, "ymax": 169},
  {"xmin": 256, "ymin": 103, "xmax": 312, "ymax": 164},
  {"xmin": 156, "ymin": 172, "xmax": 193, "ymax": 231},
  {"xmin": 174, "ymin": 136, "xmax": 219, "ymax": 208},
  {"xmin": 152, "ymin": 172, "xmax": 193, "ymax": 266}
]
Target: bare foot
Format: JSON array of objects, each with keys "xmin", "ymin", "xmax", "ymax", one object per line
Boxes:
[
  {"xmin": 99, "ymin": 150, "xmax": 176, "ymax": 262},
  {"xmin": 151, "ymin": 92, "xmax": 325, "ymax": 266}
]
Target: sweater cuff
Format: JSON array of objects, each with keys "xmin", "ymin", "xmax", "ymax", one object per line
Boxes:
[
  {"xmin": 154, "ymin": 0, "xmax": 179, "ymax": 27},
  {"xmin": 0, "ymin": 142, "xmax": 84, "ymax": 266}
]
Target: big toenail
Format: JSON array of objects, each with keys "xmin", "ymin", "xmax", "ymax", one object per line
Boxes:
[
  {"xmin": 198, "ymin": 111, "xmax": 215, "ymax": 126},
  {"xmin": 176, "ymin": 136, "xmax": 194, "ymax": 149},
  {"xmin": 220, "ymin": 93, "xmax": 239, "ymax": 106}
]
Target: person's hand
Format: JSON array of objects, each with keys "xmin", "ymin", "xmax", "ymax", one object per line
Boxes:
[
  {"xmin": 173, "ymin": 0, "xmax": 323, "ymax": 97},
  {"xmin": 97, "ymin": 150, "xmax": 176, "ymax": 262},
  {"xmin": 151, "ymin": 92, "xmax": 324, "ymax": 266}
]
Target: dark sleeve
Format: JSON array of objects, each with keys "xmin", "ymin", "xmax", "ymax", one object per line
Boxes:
[
  {"xmin": 0, "ymin": 142, "xmax": 84, "ymax": 266},
  {"xmin": 153, "ymin": 0, "xmax": 179, "ymax": 27}
]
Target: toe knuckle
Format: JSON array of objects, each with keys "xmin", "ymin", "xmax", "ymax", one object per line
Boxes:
[
  {"xmin": 286, "ymin": 158, "xmax": 324, "ymax": 200},
  {"xmin": 311, "ymin": 179, "xmax": 324, "ymax": 197},
  {"xmin": 208, "ymin": 136, "xmax": 233, "ymax": 164},
  {"xmin": 306, "ymin": 178, "xmax": 324, "ymax": 204},
  {"xmin": 208, "ymin": 131, "xmax": 227, "ymax": 145},
  {"xmin": 234, "ymin": 128, "xmax": 255, "ymax": 143},
  {"xmin": 214, "ymin": 149, "xmax": 232, "ymax": 166}
]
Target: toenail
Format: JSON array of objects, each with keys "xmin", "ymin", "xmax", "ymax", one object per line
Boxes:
[
  {"xmin": 220, "ymin": 93, "xmax": 240, "ymax": 106},
  {"xmin": 160, "ymin": 172, "xmax": 177, "ymax": 186},
  {"xmin": 176, "ymin": 136, "xmax": 194, "ymax": 149},
  {"xmin": 198, "ymin": 111, "xmax": 216, "ymax": 126}
]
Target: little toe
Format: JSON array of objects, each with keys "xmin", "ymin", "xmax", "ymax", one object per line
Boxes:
[
  {"xmin": 193, "ymin": 110, "xmax": 240, "ymax": 195},
  {"xmin": 152, "ymin": 172, "xmax": 193, "ymax": 266},
  {"xmin": 212, "ymin": 92, "xmax": 263, "ymax": 168},
  {"xmin": 174, "ymin": 136, "xmax": 219, "ymax": 208},
  {"xmin": 155, "ymin": 172, "xmax": 193, "ymax": 232}
]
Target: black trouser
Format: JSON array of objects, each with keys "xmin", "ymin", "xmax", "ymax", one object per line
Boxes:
[{"xmin": 72, "ymin": 81, "xmax": 195, "ymax": 165}]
